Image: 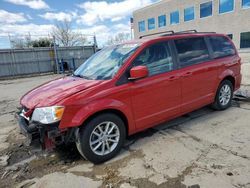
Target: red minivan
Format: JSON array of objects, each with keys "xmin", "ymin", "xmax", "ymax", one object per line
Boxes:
[{"xmin": 18, "ymin": 31, "xmax": 241, "ymax": 163}]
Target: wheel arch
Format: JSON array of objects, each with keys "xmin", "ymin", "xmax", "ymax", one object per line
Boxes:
[
  {"xmin": 221, "ymin": 75, "xmax": 235, "ymax": 90},
  {"xmin": 81, "ymin": 109, "xmax": 129, "ymax": 137}
]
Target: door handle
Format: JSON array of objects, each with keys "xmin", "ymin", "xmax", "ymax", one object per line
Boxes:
[
  {"xmin": 182, "ymin": 72, "xmax": 193, "ymax": 77},
  {"xmin": 168, "ymin": 75, "xmax": 179, "ymax": 81}
]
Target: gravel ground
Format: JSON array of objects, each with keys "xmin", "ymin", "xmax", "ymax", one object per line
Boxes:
[{"xmin": 0, "ymin": 74, "xmax": 249, "ymax": 188}]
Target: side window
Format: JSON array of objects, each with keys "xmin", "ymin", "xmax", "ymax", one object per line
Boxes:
[
  {"xmin": 133, "ymin": 42, "xmax": 174, "ymax": 76},
  {"xmin": 209, "ymin": 36, "xmax": 236, "ymax": 58},
  {"xmin": 175, "ymin": 37, "xmax": 210, "ymax": 67}
]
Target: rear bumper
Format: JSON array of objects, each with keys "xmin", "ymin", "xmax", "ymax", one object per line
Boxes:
[{"xmin": 235, "ymin": 74, "xmax": 242, "ymax": 91}]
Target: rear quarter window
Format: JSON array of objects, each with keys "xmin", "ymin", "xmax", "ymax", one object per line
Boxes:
[
  {"xmin": 209, "ymin": 36, "xmax": 236, "ymax": 59},
  {"xmin": 174, "ymin": 37, "xmax": 210, "ymax": 67}
]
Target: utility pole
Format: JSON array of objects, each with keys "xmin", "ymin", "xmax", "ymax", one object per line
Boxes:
[{"xmin": 53, "ymin": 36, "xmax": 59, "ymax": 74}]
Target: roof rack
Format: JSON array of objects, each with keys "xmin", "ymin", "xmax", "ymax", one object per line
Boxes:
[
  {"xmin": 139, "ymin": 30, "xmax": 174, "ymax": 39},
  {"xmin": 175, "ymin": 29, "xmax": 198, "ymax": 34},
  {"xmin": 139, "ymin": 30, "xmax": 216, "ymax": 39}
]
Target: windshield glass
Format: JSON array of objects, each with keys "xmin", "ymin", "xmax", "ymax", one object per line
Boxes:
[{"xmin": 73, "ymin": 43, "xmax": 140, "ymax": 80}]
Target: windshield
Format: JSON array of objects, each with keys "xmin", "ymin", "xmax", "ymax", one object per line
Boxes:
[{"xmin": 73, "ymin": 43, "xmax": 139, "ymax": 80}]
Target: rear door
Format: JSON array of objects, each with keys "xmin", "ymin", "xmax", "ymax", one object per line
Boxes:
[
  {"xmin": 174, "ymin": 36, "xmax": 218, "ymax": 113},
  {"xmin": 130, "ymin": 41, "xmax": 181, "ymax": 130}
]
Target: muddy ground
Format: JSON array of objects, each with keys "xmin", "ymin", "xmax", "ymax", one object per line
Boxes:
[{"xmin": 0, "ymin": 75, "xmax": 250, "ymax": 188}]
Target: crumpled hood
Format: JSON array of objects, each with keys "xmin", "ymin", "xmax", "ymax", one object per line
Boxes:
[{"xmin": 21, "ymin": 76, "xmax": 103, "ymax": 109}]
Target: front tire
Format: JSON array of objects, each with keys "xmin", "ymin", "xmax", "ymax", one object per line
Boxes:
[
  {"xmin": 76, "ymin": 113, "xmax": 126, "ymax": 164},
  {"xmin": 212, "ymin": 80, "xmax": 233, "ymax": 110}
]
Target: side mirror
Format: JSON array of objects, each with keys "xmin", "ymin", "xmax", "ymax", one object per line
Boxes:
[{"xmin": 129, "ymin": 66, "xmax": 149, "ymax": 80}]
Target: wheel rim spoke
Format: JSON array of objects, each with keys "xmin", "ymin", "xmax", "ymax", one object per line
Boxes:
[
  {"xmin": 108, "ymin": 138, "xmax": 118, "ymax": 143},
  {"xmin": 106, "ymin": 141, "xmax": 111, "ymax": 152},
  {"xmin": 101, "ymin": 142, "xmax": 105, "ymax": 155},
  {"xmin": 91, "ymin": 138, "xmax": 101, "ymax": 146},
  {"xmin": 93, "ymin": 142, "xmax": 102, "ymax": 151},
  {"xmin": 108, "ymin": 124, "xmax": 116, "ymax": 134}
]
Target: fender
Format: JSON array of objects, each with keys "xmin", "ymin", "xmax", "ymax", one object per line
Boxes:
[
  {"xmin": 217, "ymin": 69, "xmax": 236, "ymax": 89},
  {"xmin": 59, "ymin": 98, "xmax": 136, "ymax": 135}
]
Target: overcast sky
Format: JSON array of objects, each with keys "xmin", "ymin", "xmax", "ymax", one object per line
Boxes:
[{"xmin": 0, "ymin": 0, "xmax": 158, "ymax": 48}]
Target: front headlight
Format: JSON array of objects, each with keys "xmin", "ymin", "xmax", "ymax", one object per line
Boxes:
[{"xmin": 32, "ymin": 106, "xmax": 65, "ymax": 124}]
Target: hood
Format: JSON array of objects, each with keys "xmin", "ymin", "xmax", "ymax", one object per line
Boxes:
[{"xmin": 21, "ymin": 76, "xmax": 103, "ymax": 109}]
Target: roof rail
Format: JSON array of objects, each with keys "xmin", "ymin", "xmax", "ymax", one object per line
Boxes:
[
  {"xmin": 139, "ymin": 30, "xmax": 216, "ymax": 39},
  {"xmin": 175, "ymin": 29, "xmax": 198, "ymax": 34},
  {"xmin": 139, "ymin": 30, "xmax": 174, "ymax": 39}
]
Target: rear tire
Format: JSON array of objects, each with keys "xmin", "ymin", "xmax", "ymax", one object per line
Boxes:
[
  {"xmin": 211, "ymin": 80, "xmax": 233, "ymax": 110},
  {"xmin": 76, "ymin": 113, "xmax": 126, "ymax": 164}
]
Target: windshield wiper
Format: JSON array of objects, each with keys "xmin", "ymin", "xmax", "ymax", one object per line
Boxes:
[{"xmin": 72, "ymin": 73, "xmax": 92, "ymax": 80}]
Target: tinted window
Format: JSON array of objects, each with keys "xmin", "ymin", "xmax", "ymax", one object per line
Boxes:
[
  {"xmin": 175, "ymin": 37, "xmax": 210, "ymax": 67},
  {"xmin": 240, "ymin": 32, "xmax": 250, "ymax": 48},
  {"xmin": 219, "ymin": 0, "xmax": 234, "ymax": 14},
  {"xmin": 170, "ymin": 11, "xmax": 179, "ymax": 25},
  {"xmin": 210, "ymin": 36, "xmax": 236, "ymax": 58},
  {"xmin": 158, "ymin": 15, "xmax": 166, "ymax": 27},
  {"xmin": 133, "ymin": 42, "xmax": 174, "ymax": 76},
  {"xmin": 200, "ymin": 1, "xmax": 212, "ymax": 18},
  {"xmin": 138, "ymin": 21, "xmax": 145, "ymax": 32},
  {"xmin": 184, "ymin": 6, "xmax": 195, "ymax": 22},
  {"xmin": 148, "ymin": 18, "xmax": 155, "ymax": 30},
  {"xmin": 242, "ymin": 0, "xmax": 250, "ymax": 8}
]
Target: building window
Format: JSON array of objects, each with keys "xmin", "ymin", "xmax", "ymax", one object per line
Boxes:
[
  {"xmin": 240, "ymin": 32, "xmax": 250, "ymax": 48},
  {"xmin": 200, "ymin": 1, "xmax": 213, "ymax": 18},
  {"xmin": 138, "ymin": 21, "xmax": 145, "ymax": 32},
  {"xmin": 148, "ymin": 18, "xmax": 155, "ymax": 30},
  {"xmin": 184, "ymin": 6, "xmax": 195, "ymax": 22},
  {"xmin": 158, "ymin": 15, "xmax": 166, "ymax": 27},
  {"xmin": 227, "ymin": 34, "xmax": 233, "ymax": 39},
  {"xmin": 242, "ymin": 0, "xmax": 250, "ymax": 8},
  {"xmin": 219, "ymin": 0, "xmax": 234, "ymax": 14},
  {"xmin": 170, "ymin": 11, "xmax": 179, "ymax": 25}
]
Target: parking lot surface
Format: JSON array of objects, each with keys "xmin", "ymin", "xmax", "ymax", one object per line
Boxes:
[{"xmin": 0, "ymin": 75, "xmax": 250, "ymax": 188}]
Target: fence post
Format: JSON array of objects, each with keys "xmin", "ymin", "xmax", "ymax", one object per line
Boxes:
[
  {"xmin": 53, "ymin": 36, "xmax": 59, "ymax": 74},
  {"xmin": 72, "ymin": 58, "xmax": 76, "ymax": 71}
]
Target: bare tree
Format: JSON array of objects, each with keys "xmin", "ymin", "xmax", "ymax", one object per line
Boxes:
[
  {"xmin": 52, "ymin": 19, "xmax": 86, "ymax": 47},
  {"xmin": 106, "ymin": 32, "xmax": 130, "ymax": 45}
]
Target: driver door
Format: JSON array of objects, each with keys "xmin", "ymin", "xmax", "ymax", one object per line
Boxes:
[{"xmin": 130, "ymin": 41, "xmax": 182, "ymax": 130}]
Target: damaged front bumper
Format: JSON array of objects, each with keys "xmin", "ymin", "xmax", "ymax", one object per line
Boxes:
[{"xmin": 16, "ymin": 109, "xmax": 76, "ymax": 150}]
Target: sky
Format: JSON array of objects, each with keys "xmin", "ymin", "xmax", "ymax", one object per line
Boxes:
[{"xmin": 0, "ymin": 0, "xmax": 158, "ymax": 48}]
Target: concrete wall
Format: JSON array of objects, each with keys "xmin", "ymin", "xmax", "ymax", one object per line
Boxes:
[{"xmin": 133, "ymin": 0, "xmax": 250, "ymax": 49}]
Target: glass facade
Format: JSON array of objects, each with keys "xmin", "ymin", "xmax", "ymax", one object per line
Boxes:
[
  {"xmin": 240, "ymin": 32, "xmax": 250, "ymax": 48},
  {"xmin": 200, "ymin": 1, "xmax": 213, "ymax": 18},
  {"xmin": 219, "ymin": 0, "xmax": 234, "ymax": 14},
  {"xmin": 184, "ymin": 6, "xmax": 195, "ymax": 22},
  {"xmin": 242, "ymin": 0, "xmax": 250, "ymax": 8},
  {"xmin": 138, "ymin": 21, "xmax": 145, "ymax": 32},
  {"xmin": 148, "ymin": 18, "xmax": 155, "ymax": 30},
  {"xmin": 170, "ymin": 11, "xmax": 179, "ymax": 25},
  {"xmin": 158, "ymin": 15, "xmax": 166, "ymax": 27}
]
